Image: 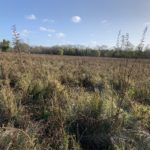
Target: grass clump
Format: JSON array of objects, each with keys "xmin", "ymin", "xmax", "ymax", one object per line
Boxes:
[{"xmin": 0, "ymin": 86, "xmax": 19, "ymax": 125}]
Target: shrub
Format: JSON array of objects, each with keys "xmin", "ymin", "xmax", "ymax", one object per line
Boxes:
[{"xmin": 0, "ymin": 39, "xmax": 10, "ymax": 52}]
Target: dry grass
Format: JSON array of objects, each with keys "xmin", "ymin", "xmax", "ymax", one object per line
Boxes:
[{"xmin": 0, "ymin": 52, "xmax": 150, "ymax": 150}]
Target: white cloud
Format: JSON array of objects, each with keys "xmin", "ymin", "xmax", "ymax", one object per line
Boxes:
[
  {"xmin": 39, "ymin": 26, "xmax": 56, "ymax": 33},
  {"xmin": 101, "ymin": 19, "xmax": 107, "ymax": 24},
  {"xmin": 43, "ymin": 18, "xmax": 55, "ymax": 23},
  {"xmin": 56, "ymin": 32, "xmax": 65, "ymax": 38},
  {"xmin": 71, "ymin": 16, "xmax": 82, "ymax": 23},
  {"xmin": 26, "ymin": 14, "xmax": 37, "ymax": 20},
  {"xmin": 21, "ymin": 29, "xmax": 30, "ymax": 37},
  {"xmin": 40, "ymin": 26, "xmax": 65, "ymax": 39},
  {"xmin": 39, "ymin": 26, "xmax": 47, "ymax": 31},
  {"xmin": 48, "ymin": 34, "xmax": 52, "ymax": 37}
]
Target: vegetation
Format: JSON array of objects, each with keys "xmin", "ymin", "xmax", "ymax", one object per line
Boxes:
[
  {"xmin": 1, "ymin": 25, "xmax": 150, "ymax": 58},
  {"xmin": 0, "ymin": 39, "xmax": 10, "ymax": 52},
  {"xmin": 0, "ymin": 25, "xmax": 149, "ymax": 149},
  {"xmin": 0, "ymin": 53, "xmax": 149, "ymax": 150},
  {"xmin": 30, "ymin": 46, "xmax": 150, "ymax": 58},
  {"xmin": 1, "ymin": 41, "xmax": 150, "ymax": 58}
]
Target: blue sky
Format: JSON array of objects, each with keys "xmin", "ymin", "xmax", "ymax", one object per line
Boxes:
[{"xmin": 0, "ymin": 0, "xmax": 150, "ymax": 47}]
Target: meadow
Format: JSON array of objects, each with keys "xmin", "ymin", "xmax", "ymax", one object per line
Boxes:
[{"xmin": 0, "ymin": 53, "xmax": 150, "ymax": 150}]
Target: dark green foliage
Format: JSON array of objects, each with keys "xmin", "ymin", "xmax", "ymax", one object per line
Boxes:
[
  {"xmin": 31, "ymin": 46, "xmax": 101, "ymax": 57},
  {"xmin": 30, "ymin": 45, "xmax": 150, "ymax": 58},
  {"xmin": 69, "ymin": 115, "xmax": 114, "ymax": 150},
  {"xmin": 0, "ymin": 39, "xmax": 10, "ymax": 52}
]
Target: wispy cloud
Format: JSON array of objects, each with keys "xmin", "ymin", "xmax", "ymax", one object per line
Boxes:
[
  {"xmin": 39, "ymin": 26, "xmax": 56, "ymax": 33},
  {"xmin": 26, "ymin": 14, "xmax": 37, "ymax": 20},
  {"xmin": 21, "ymin": 29, "xmax": 30, "ymax": 37},
  {"xmin": 101, "ymin": 19, "xmax": 107, "ymax": 24},
  {"xmin": 56, "ymin": 32, "xmax": 65, "ymax": 38},
  {"xmin": 39, "ymin": 26, "xmax": 48, "ymax": 31},
  {"xmin": 71, "ymin": 16, "xmax": 82, "ymax": 23},
  {"xmin": 40, "ymin": 26, "xmax": 65, "ymax": 39},
  {"xmin": 43, "ymin": 18, "xmax": 55, "ymax": 23},
  {"xmin": 48, "ymin": 34, "xmax": 52, "ymax": 37}
]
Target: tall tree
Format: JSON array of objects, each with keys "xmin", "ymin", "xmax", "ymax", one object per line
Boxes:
[{"xmin": 12, "ymin": 25, "xmax": 20, "ymax": 52}]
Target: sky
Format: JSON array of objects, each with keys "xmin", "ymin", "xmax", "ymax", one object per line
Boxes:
[{"xmin": 0, "ymin": 0, "xmax": 150, "ymax": 47}]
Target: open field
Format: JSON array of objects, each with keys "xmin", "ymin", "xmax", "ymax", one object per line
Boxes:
[{"xmin": 0, "ymin": 53, "xmax": 150, "ymax": 150}]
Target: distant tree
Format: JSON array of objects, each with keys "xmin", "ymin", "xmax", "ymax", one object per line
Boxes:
[
  {"xmin": 144, "ymin": 49, "xmax": 150, "ymax": 58},
  {"xmin": 17, "ymin": 42, "xmax": 30, "ymax": 52},
  {"xmin": 116, "ymin": 30, "xmax": 121, "ymax": 49},
  {"xmin": 98, "ymin": 45, "xmax": 108, "ymax": 50},
  {"xmin": 90, "ymin": 50, "xmax": 100, "ymax": 57},
  {"xmin": 0, "ymin": 39, "xmax": 10, "ymax": 52},
  {"xmin": 138, "ymin": 26, "xmax": 148, "ymax": 51},
  {"xmin": 57, "ymin": 48, "xmax": 64, "ymax": 55},
  {"xmin": 12, "ymin": 25, "xmax": 21, "ymax": 52}
]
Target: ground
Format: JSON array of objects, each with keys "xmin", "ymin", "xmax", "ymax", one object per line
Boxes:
[{"xmin": 0, "ymin": 53, "xmax": 150, "ymax": 150}]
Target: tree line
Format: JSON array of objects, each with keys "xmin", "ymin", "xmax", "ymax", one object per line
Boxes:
[
  {"xmin": 1, "ymin": 40, "xmax": 150, "ymax": 58},
  {"xmin": 0, "ymin": 25, "xmax": 150, "ymax": 58}
]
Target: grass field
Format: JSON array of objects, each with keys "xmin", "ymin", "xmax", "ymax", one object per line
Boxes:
[{"xmin": 0, "ymin": 53, "xmax": 150, "ymax": 150}]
